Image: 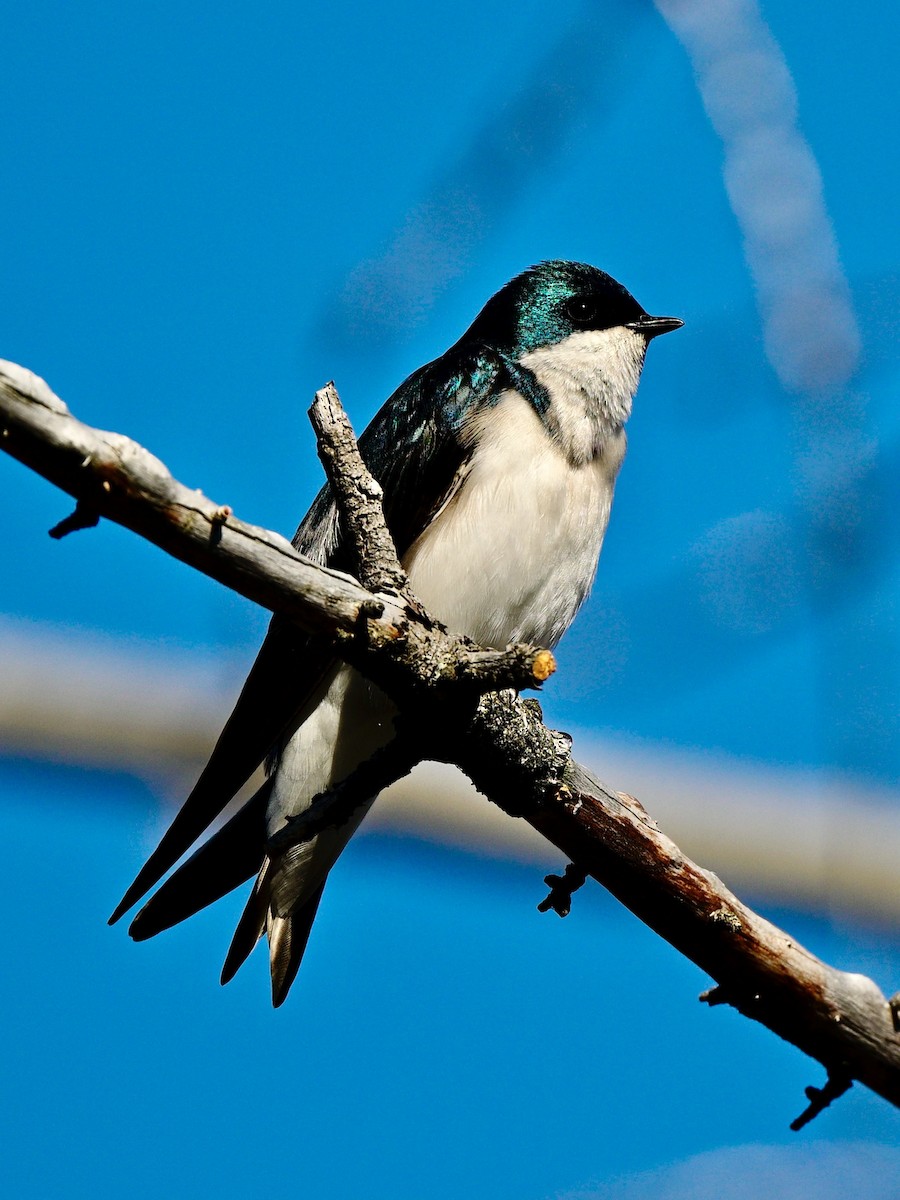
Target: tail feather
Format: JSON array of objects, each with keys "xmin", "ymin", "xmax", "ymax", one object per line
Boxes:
[
  {"xmin": 220, "ymin": 854, "xmax": 327, "ymax": 1007},
  {"xmin": 268, "ymin": 882, "xmax": 327, "ymax": 1008},
  {"xmin": 128, "ymin": 782, "xmax": 270, "ymax": 942},
  {"xmin": 220, "ymin": 856, "xmax": 273, "ymax": 986}
]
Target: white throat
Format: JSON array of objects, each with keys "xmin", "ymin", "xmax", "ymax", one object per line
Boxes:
[{"xmin": 518, "ymin": 326, "xmax": 647, "ymax": 465}]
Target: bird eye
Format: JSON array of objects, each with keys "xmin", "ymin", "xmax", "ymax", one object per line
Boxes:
[{"xmin": 564, "ymin": 297, "xmax": 598, "ymax": 325}]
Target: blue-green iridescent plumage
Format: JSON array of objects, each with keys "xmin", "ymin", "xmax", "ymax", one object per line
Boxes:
[{"xmin": 462, "ymin": 259, "xmax": 645, "ymax": 356}]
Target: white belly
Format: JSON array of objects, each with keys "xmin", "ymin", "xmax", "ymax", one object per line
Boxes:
[
  {"xmin": 403, "ymin": 390, "xmax": 624, "ymax": 648},
  {"xmin": 266, "ymin": 663, "xmax": 394, "ymax": 907}
]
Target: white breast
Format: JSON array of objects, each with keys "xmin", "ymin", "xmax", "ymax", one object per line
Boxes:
[{"xmin": 403, "ymin": 389, "xmax": 625, "ymax": 649}]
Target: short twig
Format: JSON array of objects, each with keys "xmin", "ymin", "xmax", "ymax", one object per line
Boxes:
[
  {"xmin": 209, "ymin": 504, "xmax": 232, "ymax": 546},
  {"xmin": 454, "ymin": 645, "xmax": 556, "ymax": 690},
  {"xmin": 309, "ymin": 382, "xmax": 410, "ymax": 598},
  {"xmin": 790, "ymin": 1071, "xmax": 853, "ymax": 1132},
  {"xmin": 699, "ymin": 985, "xmax": 729, "ymax": 1007},
  {"xmin": 538, "ymin": 862, "xmax": 588, "ymax": 917},
  {"xmin": 48, "ymin": 499, "xmax": 100, "ymax": 539}
]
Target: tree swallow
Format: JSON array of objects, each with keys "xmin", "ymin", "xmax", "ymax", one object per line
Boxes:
[{"xmin": 111, "ymin": 260, "xmax": 682, "ymax": 1005}]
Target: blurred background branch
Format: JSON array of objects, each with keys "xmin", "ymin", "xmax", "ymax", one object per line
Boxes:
[{"xmin": 3, "ymin": 615, "xmax": 900, "ymax": 927}]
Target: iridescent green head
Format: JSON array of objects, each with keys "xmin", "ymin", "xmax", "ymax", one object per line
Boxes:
[{"xmin": 461, "ymin": 260, "xmax": 682, "ymax": 356}]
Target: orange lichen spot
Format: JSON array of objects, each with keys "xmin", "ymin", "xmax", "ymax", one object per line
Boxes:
[{"xmin": 532, "ymin": 649, "xmax": 556, "ymax": 682}]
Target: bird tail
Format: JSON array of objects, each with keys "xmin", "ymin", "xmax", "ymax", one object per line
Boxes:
[{"xmin": 220, "ymin": 853, "xmax": 327, "ymax": 1008}]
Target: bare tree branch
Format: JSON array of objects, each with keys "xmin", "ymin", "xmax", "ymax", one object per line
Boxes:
[
  {"xmin": 0, "ymin": 360, "xmax": 553, "ymax": 697},
  {"xmin": 309, "ymin": 381, "xmax": 412, "ymax": 600},
  {"xmin": 2, "ymin": 357, "xmax": 899, "ymax": 1123}
]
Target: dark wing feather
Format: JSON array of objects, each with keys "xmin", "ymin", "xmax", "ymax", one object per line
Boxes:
[
  {"xmin": 127, "ymin": 779, "xmax": 272, "ymax": 940},
  {"xmin": 358, "ymin": 345, "xmax": 507, "ymax": 557},
  {"xmin": 108, "ymin": 621, "xmax": 333, "ymax": 922},
  {"xmin": 110, "ymin": 344, "xmax": 507, "ymax": 924}
]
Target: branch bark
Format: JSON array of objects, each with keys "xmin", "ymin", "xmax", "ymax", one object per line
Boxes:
[
  {"xmin": 308, "ymin": 382, "xmax": 412, "ymax": 600},
  {"xmin": 2, "ymin": 357, "xmax": 899, "ymax": 1124}
]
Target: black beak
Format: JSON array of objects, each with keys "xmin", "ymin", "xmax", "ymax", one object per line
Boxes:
[{"xmin": 626, "ymin": 314, "xmax": 684, "ymax": 339}]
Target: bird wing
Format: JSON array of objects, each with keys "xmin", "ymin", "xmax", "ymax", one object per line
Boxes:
[{"xmin": 110, "ymin": 344, "xmax": 511, "ymax": 924}]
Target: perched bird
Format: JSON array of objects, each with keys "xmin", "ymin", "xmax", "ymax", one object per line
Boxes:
[{"xmin": 111, "ymin": 260, "xmax": 681, "ymax": 1005}]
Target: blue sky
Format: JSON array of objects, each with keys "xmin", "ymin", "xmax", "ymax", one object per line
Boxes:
[{"xmin": 1, "ymin": 1, "xmax": 899, "ymax": 1195}]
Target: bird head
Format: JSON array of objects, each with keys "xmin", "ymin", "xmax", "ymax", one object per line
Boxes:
[{"xmin": 460, "ymin": 260, "xmax": 683, "ymax": 358}]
